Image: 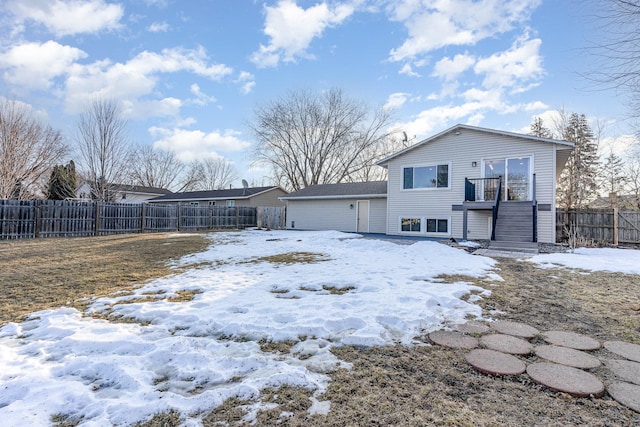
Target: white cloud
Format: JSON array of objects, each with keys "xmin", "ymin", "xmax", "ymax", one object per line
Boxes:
[
  {"xmin": 398, "ymin": 63, "xmax": 420, "ymax": 77},
  {"xmin": 189, "ymin": 83, "xmax": 216, "ymax": 106},
  {"xmin": 387, "ymin": 0, "xmax": 541, "ymax": 62},
  {"xmin": 384, "ymin": 92, "xmax": 409, "ymax": 110},
  {"xmin": 432, "ymin": 53, "xmax": 476, "ymax": 81},
  {"xmin": 235, "ymin": 71, "xmax": 256, "ymax": 94},
  {"xmin": 64, "ymin": 46, "xmax": 233, "ymax": 114},
  {"xmin": 474, "ymin": 35, "xmax": 543, "ymax": 91},
  {"xmin": 0, "ymin": 40, "xmax": 86, "ymax": 90},
  {"xmin": 6, "ymin": 0, "xmax": 124, "ymax": 36},
  {"xmin": 251, "ymin": 0, "xmax": 355, "ymax": 67},
  {"xmin": 148, "ymin": 21, "xmax": 170, "ymax": 33},
  {"xmin": 150, "ymin": 127, "xmax": 251, "ymax": 162}
]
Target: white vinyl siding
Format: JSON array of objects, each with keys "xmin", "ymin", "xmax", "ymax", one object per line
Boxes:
[
  {"xmin": 286, "ymin": 198, "xmax": 386, "ymax": 233},
  {"xmin": 385, "ymin": 129, "xmax": 561, "ymax": 243}
]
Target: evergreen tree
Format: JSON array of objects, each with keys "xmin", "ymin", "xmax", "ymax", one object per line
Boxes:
[
  {"xmin": 48, "ymin": 160, "xmax": 77, "ymax": 200},
  {"xmin": 529, "ymin": 116, "xmax": 553, "ymax": 138},
  {"xmin": 598, "ymin": 150, "xmax": 627, "ymax": 199},
  {"xmin": 557, "ymin": 113, "xmax": 600, "ymax": 209}
]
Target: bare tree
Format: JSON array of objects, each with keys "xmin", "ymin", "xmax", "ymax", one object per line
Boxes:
[
  {"xmin": 0, "ymin": 98, "xmax": 67, "ymax": 199},
  {"xmin": 190, "ymin": 157, "xmax": 238, "ymax": 190},
  {"xmin": 583, "ymin": 1, "xmax": 640, "ymax": 127},
  {"xmin": 625, "ymin": 157, "xmax": 640, "ymax": 209},
  {"xmin": 76, "ymin": 98, "xmax": 129, "ymax": 201},
  {"xmin": 250, "ymin": 88, "xmax": 394, "ymax": 190},
  {"xmin": 127, "ymin": 145, "xmax": 198, "ymax": 192}
]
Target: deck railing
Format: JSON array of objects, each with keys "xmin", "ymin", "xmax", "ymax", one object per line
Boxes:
[{"xmin": 464, "ymin": 177, "xmax": 501, "ymax": 202}]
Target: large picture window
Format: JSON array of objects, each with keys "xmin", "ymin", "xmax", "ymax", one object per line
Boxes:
[{"xmin": 403, "ymin": 164, "xmax": 449, "ymax": 189}]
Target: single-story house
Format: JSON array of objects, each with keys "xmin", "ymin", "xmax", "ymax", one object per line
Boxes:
[
  {"xmin": 76, "ymin": 182, "xmax": 172, "ymax": 203},
  {"xmin": 282, "ymin": 124, "xmax": 574, "ymax": 248},
  {"xmin": 148, "ymin": 186, "xmax": 287, "ymax": 207},
  {"xmin": 280, "ymin": 181, "xmax": 387, "ymax": 233}
]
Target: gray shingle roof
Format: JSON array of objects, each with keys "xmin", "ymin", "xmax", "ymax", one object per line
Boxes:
[
  {"xmin": 113, "ymin": 184, "xmax": 173, "ymax": 195},
  {"xmin": 149, "ymin": 186, "xmax": 280, "ymax": 202},
  {"xmin": 280, "ymin": 181, "xmax": 387, "ymax": 199}
]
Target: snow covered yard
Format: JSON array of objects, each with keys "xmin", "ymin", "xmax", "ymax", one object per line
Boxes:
[{"xmin": 0, "ymin": 230, "xmax": 497, "ymax": 426}]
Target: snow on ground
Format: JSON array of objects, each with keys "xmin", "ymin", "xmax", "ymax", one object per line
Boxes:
[
  {"xmin": 529, "ymin": 247, "xmax": 640, "ymax": 275},
  {"xmin": 0, "ymin": 230, "xmax": 496, "ymax": 426}
]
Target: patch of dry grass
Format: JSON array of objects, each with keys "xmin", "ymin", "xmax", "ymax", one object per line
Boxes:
[
  {"xmin": 250, "ymin": 252, "xmax": 329, "ymax": 265},
  {"xmin": 0, "ymin": 233, "xmax": 209, "ymax": 325}
]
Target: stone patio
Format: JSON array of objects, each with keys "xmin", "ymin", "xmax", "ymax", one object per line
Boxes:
[{"xmin": 431, "ymin": 320, "xmax": 640, "ymax": 413}]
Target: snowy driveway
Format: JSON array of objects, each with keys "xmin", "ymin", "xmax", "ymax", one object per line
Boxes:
[{"xmin": 0, "ymin": 230, "xmax": 497, "ymax": 426}]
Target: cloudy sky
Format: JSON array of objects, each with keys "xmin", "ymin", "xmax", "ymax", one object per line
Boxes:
[{"xmin": 0, "ymin": 0, "xmax": 634, "ymax": 185}]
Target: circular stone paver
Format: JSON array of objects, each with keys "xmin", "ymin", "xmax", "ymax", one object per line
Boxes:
[
  {"xmin": 535, "ymin": 345, "xmax": 601, "ymax": 369},
  {"xmin": 480, "ymin": 334, "xmax": 533, "ymax": 355},
  {"xmin": 604, "ymin": 341, "xmax": 640, "ymax": 363},
  {"xmin": 452, "ymin": 321, "xmax": 490, "ymax": 334},
  {"xmin": 491, "ymin": 320, "xmax": 539, "ymax": 339},
  {"xmin": 607, "ymin": 382, "xmax": 640, "ymax": 413},
  {"xmin": 526, "ymin": 362, "xmax": 605, "ymax": 398},
  {"xmin": 542, "ymin": 331, "xmax": 601, "ymax": 351},
  {"xmin": 606, "ymin": 360, "xmax": 640, "ymax": 385},
  {"xmin": 465, "ymin": 349, "xmax": 526, "ymax": 376},
  {"xmin": 429, "ymin": 330, "xmax": 478, "ymax": 349}
]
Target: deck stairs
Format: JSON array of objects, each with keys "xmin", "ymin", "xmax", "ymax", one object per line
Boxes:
[{"xmin": 489, "ymin": 201, "xmax": 539, "ymax": 254}]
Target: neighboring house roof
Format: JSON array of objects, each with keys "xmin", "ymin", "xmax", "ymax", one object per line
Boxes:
[
  {"xmin": 149, "ymin": 186, "xmax": 282, "ymax": 202},
  {"xmin": 376, "ymin": 123, "xmax": 574, "ymax": 166},
  {"xmin": 280, "ymin": 181, "xmax": 387, "ymax": 200},
  {"xmin": 589, "ymin": 194, "xmax": 640, "ymax": 209},
  {"xmin": 113, "ymin": 184, "xmax": 173, "ymax": 195}
]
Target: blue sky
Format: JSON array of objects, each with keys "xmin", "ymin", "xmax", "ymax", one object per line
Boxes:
[{"xmin": 0, "ymin": 0, "xmax": 635, "ymax": 186}]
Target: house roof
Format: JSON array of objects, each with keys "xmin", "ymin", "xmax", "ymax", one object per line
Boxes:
[
  {"xmin": 280, "ymin": 181, "xmax": 387, "ymax": 200},
  {"xmin": 376, "ymin": 124, "xmax": 575, "ymax": 166},
  {"xmin": 113, "ymin": 184, "xmax": 173, "ymax": 195},
  {"xmin": 589, "ymin": 194, "xmax": 639, "ymax": 209},
  {"xmin": 148, "ymin": 186, "xmax": 282, "ymax": 202}
]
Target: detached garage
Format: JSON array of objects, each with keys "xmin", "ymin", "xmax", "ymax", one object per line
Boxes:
[{"xmin": 280, "ymin": 181, "xmax": 387, "ymax": 234}]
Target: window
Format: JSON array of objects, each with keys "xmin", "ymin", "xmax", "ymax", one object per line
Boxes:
[
  {"xmin": 208, "ymin": 201, "xmax": 216, "ymax": 206},
  {"xmin": 426, "ymin": 218, "xmax": 448, "ymax": 233},
  {"xmin": 400, "ymin": 218, "xmax": 421, "ymax": 232},
  {"xmin": 403, "ymin": 164, "xmax": 449, "ymax": 189},
  {"xmin": 399, "ymin": 216, "xmax": 449, "ymax": 235},
  {"xmin": 189, "ymin": 202, "xmax": 199, "ymax": 206},
  {"xmin": 226, "ymin": 200, "xmax": 236, "ymax": 207}
]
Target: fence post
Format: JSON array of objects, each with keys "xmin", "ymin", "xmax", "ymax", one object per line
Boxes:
[
  {"xmin": 94, "ymin": 202, "xmax": 100, "ymax": 236},
  {"xmin": 613, "ymin": 207, "xmax": 619, "ymax": 246},
  {"xmin": 236, "ymin": 207, "xmax": 240, "ymax": 229},
  {"xmin": 177, "ymin": 203, "xmax": 181, "ymax": 232},
  {"xmin": 34, "ymin": 202, "xmax": 41, "ymax": 238},
  {"xmin": 140, "ymin": 203, "xmax": 146, "ymax": 233}
]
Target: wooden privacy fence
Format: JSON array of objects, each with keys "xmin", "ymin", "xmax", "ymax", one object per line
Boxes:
[
  {"xmin": 556, "ymin": 208, "xmax": 640, "ymax": 245},
  {"xmin": 0, "ymin": 200, "xmax": 284, "ymax": 240}
]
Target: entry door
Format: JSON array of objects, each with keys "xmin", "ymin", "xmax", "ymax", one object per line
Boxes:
[{"xmin": 357, "ymin": 200, "xmax": 370, "ymax": 233}]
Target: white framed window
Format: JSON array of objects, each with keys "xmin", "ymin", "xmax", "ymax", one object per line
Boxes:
[
  {"xmin": 403, "ymin": 163, "xmax": 450, "ymax": 190},
  {"xmin": 399, "ymin": 217, "xmax": 422, "ymax": 233},
  {"xmin": 398, "ymin": 216, "xmax": 451, "ymax": 235},
  {"xmin": 208, "ymin": 201, "xmax": 216, "ymax": 206},
  {"xmin": 425, "ymin": 217, "xmax": 449, "ymax": 234},
  {"xmin": 189, "ymin": 202, "xmax": 199, "ymax": 206},
  {"xmin": 226, "ymin": 200, "xmax": 236, "ymax": 207}
]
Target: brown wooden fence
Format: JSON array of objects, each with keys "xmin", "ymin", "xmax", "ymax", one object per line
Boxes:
[
  {"xmin": 0, "ymin": 200, "xmax": 278, "ymax": 240},
  {"xmin": 556, "ymin": 208, "xmax": 640, "ymax": 245}
]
